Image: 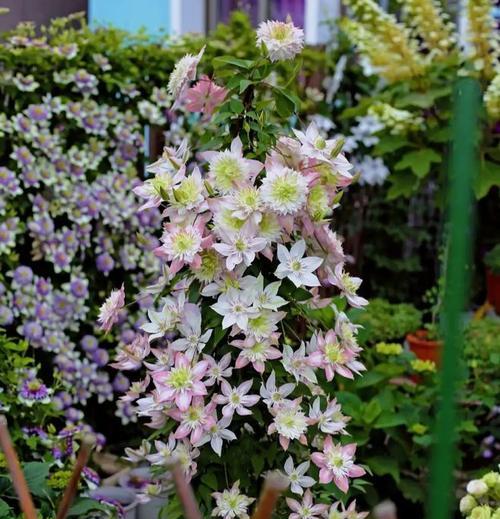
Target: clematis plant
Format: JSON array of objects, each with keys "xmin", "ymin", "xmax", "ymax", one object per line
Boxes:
[{"xmin": 103, "ymin": 18, "xmax": 370, "ymax": 518}]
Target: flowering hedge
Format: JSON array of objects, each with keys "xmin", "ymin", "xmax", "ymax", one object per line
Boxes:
[
  {"xmin": 0, "ymin": 13, "xmax": 331, "ymax": 433},
  {"xmin": 102, "ymin": 18, "xmax": 371, "ymax": 518}
]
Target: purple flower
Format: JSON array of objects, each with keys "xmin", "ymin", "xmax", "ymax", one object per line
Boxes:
[
  {"xmin": 112, "ymin": 373, "xmax": 130, "ymax": 393},
  {"xmin": 69, "ymin": 279, "xmax": 88, "ymax": 298},
  {"xmin": 91, "ymin": 349, "xmax": 109, "ymax": 367},
  {"xmin": 35, "ymin": 277, "xmax": 52, "ymax": 296},
  {"xmin": 13, "ymin": 266, "xmax": 33, "ymax": 286},
  {"xmin": 34, "ymin": 302, "xmax": 51, "ymax": 321},
  {"xmin": 22, "ymin": 321, "xmax": 43, "ymax": 341},
  {"xmin": 19, "ymin": 378, "xmax": 50, "ymax": 403},
  {"xmin": 81, "ymin": 335, "xmax": 98, "ymax": 353},
  {"xmin": 26, "ymin": 104, "xmax": 51, "ymax": 122},
  {"xmin": 82, "ymin": 466, "xmax": 100, "ymax": 487},
  {"xmin": 96, "ymin": 253, "xmax": 114, "ymax": 275},
  {"xmin": 0, "ymin": 305, "xmax": 14, "ymax": 326}
]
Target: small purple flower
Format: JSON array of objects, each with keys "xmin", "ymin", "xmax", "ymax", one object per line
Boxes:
[
  {"xmin": 53, "ymin": 293, "xmax": 73, "ymax": 317},
  {"xmin": 65, "ymin": 407, "xmax": 84, "ymax": 423},
  {"xmin": 35, "ymin": 277, "xmax": 52, "ymax": 296},
  {"xmin": 22, "ymin": 426, "xmax": 48, "ymax": 439},
  {"xmin": 120, "ymin": 328, "xmax": 136, "ymax": 344},
  {"xmin": 73, "ymin": 69, "xmax": 98, "ymax": 94},
  {"xmin": 70, "ymin": 278, "xmax": 88, "ymax": 298},
  {"xmin": 19, "ymin": 378, "xmax": 50, "ymax": 404},
  {"xmin": 13, "ymin": 266, "xmax": 33, "ymax": 286},
  {"xmin": 26, "ymin": 104, "xmax": 51, "ymax": 122},
  {"xmin": 34, "ymin": 302, "xmax": 51, "ymax": 321},
  {"xmin": 11, "ymin": 146, "xmax": 34, "ymax": 167},
  {"xmin": 82, "ymin": 466, "xmax": 101, "ymax": 487},
  {"xmin": 96, "ymin": 253, "xmax": 114, "ymax": 275},
  {"xmin": 54, "ymin": 391, "xmax": 73, "ymax": 410},
  {"xmin": 81, "ymin": 335, "xmax": 98, "ymax": 353},
  {"xmin": 0, "ymin": 305, "xmax": 14, "ymax": 326},
  {"xmin": 91, "ymin": 348, "xmax": 109, "ymax": 367},
  {"xmin": 112, "ymin": 373, "xmax": 130, "ymax": 393},
  {"xmin": 22, "ymin": 321, "xmax": 44, "ymax": 341}
]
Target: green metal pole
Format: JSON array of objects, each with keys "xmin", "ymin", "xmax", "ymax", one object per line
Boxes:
[{"xmin": 427, "ymin": 77, "xmax": 480, "ymax": 519}]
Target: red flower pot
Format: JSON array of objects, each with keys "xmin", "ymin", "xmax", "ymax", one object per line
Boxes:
[
  {"xmin": 486, "ymin": 270, "xmax": 500, "ymax": 315},
  {"xmin": 406, "ymin": 330, "xmax": 442, "ymax": 365}
]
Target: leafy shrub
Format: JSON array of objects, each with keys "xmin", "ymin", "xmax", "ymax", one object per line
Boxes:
[
  {"xmin": 0, "ymin": 12, "xmax": 329, "ymax": 436},
  {"xmin": 351, "ymin": 298, "xmax": 422, "ymax": 343}
]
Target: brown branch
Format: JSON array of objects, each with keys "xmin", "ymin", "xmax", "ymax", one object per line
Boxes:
[
  {"xmin": 0, "ymin": 415, "xmax": 38, "ymax": 519},
  {"xmin": 55, "ymin": 435, "xmax": 94, "ymax": 519},
  {"xmin": 168, "ymin": 460, "xmax": 202, "ymax": 519},
  {"xmin": 251, "ymin": 471, "xmax": 289, "ymax": 519}
]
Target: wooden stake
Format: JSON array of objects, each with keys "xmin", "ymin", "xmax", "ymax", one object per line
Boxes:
[
  {"xmin": 55, "ymin": 435, "xmax": 94, "ymax": 519},
  {"xmin": 251, "ymin": 471, "xmax": 289, "ymax": 519},
  {"xmin": 0, "ymin": 415, "xmax": 38, "ymax": 519},
  {"xmin": 168, "ymin": 460, "xmax": 202, "ymax": 519}
]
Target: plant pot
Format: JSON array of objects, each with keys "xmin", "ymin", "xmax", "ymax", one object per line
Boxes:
[
  {"xmin": 119, "ymin": 467, "xmax": 152, "ymax": 491},
  {"xmin": 406, "ymin": 330, "xmax": 442, "ymax": 365},
  {"xmin": 486, "ymin": 269, "xmax": 500, "ymax": 315},
  {"xmin": 137, "ymin": 495, "xmax": 169, "ymax": 519},
  {"xmin": 89, "ymin": 487, "xmax": 138, "ymax": 519}
]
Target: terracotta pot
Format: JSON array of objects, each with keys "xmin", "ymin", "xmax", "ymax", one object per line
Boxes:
[
  {"xmin": 89, "ymin": 487, "xmax": 138, "ymax": 519},
  {"xmin": 486, "ymin": 270, "xmax": 500, "ymax": 315},
  {"xmin": 406, "ymin": 330, "xmax": 442, "ymax": 365}
]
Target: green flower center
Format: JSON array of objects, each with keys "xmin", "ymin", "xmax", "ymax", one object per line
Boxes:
[
  {"xmin": 327, "ymin": 451, "xmax": 344, "ymax": 469},
  {"xmin": 173, "ymin": 231, "xmax": 197, "ymax": 255},
  {"xmin": 290, "ymin": 259, "xmax": 302, "ymax": 272},
  {"xmin": 174, "ymin": 177, "xmax": 199, "ymax": 205},
  {"xmin": 168, "ymin": 366, "xmax": 192, "ymax": 389},
  {"xmin": 151, "ymin": 175, "xmax": 172, "ymax": 197},
  {"xmin": 271, "ymin": 176, "xmax": 299, "ymax": 204},
  {"xmin": 325, "ymin": 342, "xmax": 343, "ymax": 363},
  {"xmin": 314, "ymin": 136, "xmax": 326, "ymax": 150},
  {"xmin": 213, "ymin": 155, "xmax": 244, "ymax": 191},
  {"xmin": 270, "ymin": 25, "xmax": 290, "ymax": 41},
  {"xmin": 234, "ymin": 237, "xmax": 247, "ymax": 252}
]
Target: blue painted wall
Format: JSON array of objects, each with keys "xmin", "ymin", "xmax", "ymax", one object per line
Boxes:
[{"xmin": 88, "ymin": 0, "xmax": 171, "ymax": 35}]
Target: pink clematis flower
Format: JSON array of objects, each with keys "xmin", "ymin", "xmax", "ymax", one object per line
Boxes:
[
  {"xmin": 286, "ymin": 490, "xmax": 328, "ymax": 519},
  {"xmin": 214, "ymin": 379, "xmax": 260, "ymax": 417},
  {"xmin": 151, "ymin": 352, "xmax": 209, "ymax": 411},
  {"xmin": 201, "ymin": 137, "xmax": 263, "ymax": 194},
  {"xmin": 327, "ymin": 263, "xmax": 368, "ymax": 308},
  {"xmin": 97, "ymin": 284, "xmax": 125, "ymax": 332},
  {"xmin": 110, "ymin": 333, "xmax": 150, "ymax": 370},
  {"xmin": 307, "ymin": 329, "xmax": 365, "ymax": 381},
  {"xmin": 267, "ymin": 398, "xmax": 308, "ymax": 451},
  {"xmin": 184, "ymin": 75, "xmax": 228, "ymax": 118},
  {"xmin": 311, "ymin": 437, "xmax": 366, "ymax": 492},
  {"xmin": 169, "ymin": 397, "xmax": 216, "ymax": 444},
  {"xmin": 231, "ymin": 334, "xmax": 281, "ymax": 374},
  {"xmin": 155, "ymin": 213, "xmax": 213, "ymax": 275}
]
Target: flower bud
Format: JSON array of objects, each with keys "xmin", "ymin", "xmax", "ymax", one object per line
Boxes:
[
  {"xmin": 470, "ymin": 505, "xmax": 492, "ymax": 519},
  {"xmin": 460, "ymin": 495, "xmax": 477, "ymax": 514},
  {"xmin": 482, "ymin": 472, "xmax": 500, "ymax": 489},
  {"xmin": 467, "ymin": 480, "xmax": 488, "ymax": 497}
]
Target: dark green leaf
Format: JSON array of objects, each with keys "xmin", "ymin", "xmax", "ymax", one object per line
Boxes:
[{"xmin": 394, "ymin": 149, "xmax": 441, "ymax": 178}]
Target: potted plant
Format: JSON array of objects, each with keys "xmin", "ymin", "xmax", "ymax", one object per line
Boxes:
[
  {"xmin": 484, "ymin": 244, "xmax": 500, "ymax": 314},
  {"xmin": 406, "ymin": 278, "xmax": 443, "ymax": 365}
]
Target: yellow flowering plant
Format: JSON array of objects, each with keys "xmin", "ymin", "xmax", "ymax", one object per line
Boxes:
[{"xmin": 340, "ymin": 0, "xmax": 500, "ymax": 200}]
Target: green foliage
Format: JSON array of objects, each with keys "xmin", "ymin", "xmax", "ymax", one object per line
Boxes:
[
  {"xmin": 352, "ymin": 298, "xmax": 422, "ymax": 343},
  {"xmin": 484, "ymin": 244, "xmax": 500, "ymax": 274}
]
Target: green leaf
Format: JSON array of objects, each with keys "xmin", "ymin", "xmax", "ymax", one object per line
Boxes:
[
  {"xmin": 374, "ymin": 412, "xmax": 407, "ymax": 428},
  {"xmin": 0, "ymin": 498, "xmax": 11, "ymax": 517},
  {"xmin": 23, "ymin": 462, "xmax": 51, "ymax": 498},
  {"xmin": 201, "ymin": 473, "xmax": 218, "ymax": 490},
  {"xmin": 363, "ymin": 399, "xmax": 382, "ymax": 424},
  {"xmin": 395, "ymin": 86, "xmax": 451, "ymax": 109},
  {"xmin": 229, "ymin": 98, "xmax": 244, "ymax": 114},
  {"xmin": 475, "ymin": 160, "xmax": 500, "ymax": 198},
  {"xmin": 387, "ymin": 173, "xmax": 420, "ymax": 199},
  {"xmin": 213, "ymin": 56, "xmax": 252, "ymax": 69},
  {"xmin": 239, "ymin": 79, "xmax": 253, "ymax": 93},
  {"xmin": 366, "ymin": 455, "xmax": 400, "ymax": 483},
  {"xmin": 394, "ymin": 149, "xmax": 442, "ymax": 178},
  {"xmin": 373, "ymin": 135, "xmax": 409, "ymax": 154},
  {"xmin": 273, "ymin": 87, "xmax": 298, "ymax": 118},
  {"xmin": 68, "ymin": 498, "xmax": 110, "ymax": 517}
]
